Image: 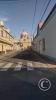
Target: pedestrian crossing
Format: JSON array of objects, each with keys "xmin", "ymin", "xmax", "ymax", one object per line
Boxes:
[
  {"xmin": 14, "ymin": 64, "xmax": 22, "ymax": 71},
  {"xmin": 0, "ymin": 63, "xmax": 13, "ymax": 71},
  {"xmin": 0, "ymin": 61, "xmax": 34, "ymax": 71},
  {"xmin": 27, "ymin": 62, "xmax": 34, "ymax": 70}
]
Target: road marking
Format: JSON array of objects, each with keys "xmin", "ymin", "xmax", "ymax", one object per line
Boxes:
[
  {"xmin": 27, "ymin": 67, "xmax": 34, "ymax": 71},
  {"xmin": 0, "ymin": 62, "xmax": 5, "ymax": 67},
  {"xmin": 27, "ymin": 62, "xmax": 33, "ymax": 67},
  {"xmin": 27, "ymin": 62, "xmax": 34, "ymax": 71},
  {"xmin": 0, "ymin": 63, "xmax": 13, "ymax": 71},
  {"xmin": 14, "ymin": 64, "xmax": 22, "ymax": 71}
]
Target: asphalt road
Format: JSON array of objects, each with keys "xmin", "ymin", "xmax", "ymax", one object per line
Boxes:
[
  {"xmin": 13, "ymin": 49, "xmax": 44, "ymax": 62},
  {"xmin": 0, "ymin": 50, "xmax": 56, "ymax": 100},
  {"xmin": 0, "ymin": 69, "xmax": 56, "ymax": 100}
]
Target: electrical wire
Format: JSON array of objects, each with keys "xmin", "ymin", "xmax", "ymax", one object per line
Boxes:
[
  {"xmin": 40, "ymin": 0, "xmax": 52, "ymax": 22},
  {"xmin": 31, "ymin": 0, "xmax": 37, "ymax": 35},
  {"xmin": 33, "ymin": 0, "xmax": 52, "ymax": 38}
]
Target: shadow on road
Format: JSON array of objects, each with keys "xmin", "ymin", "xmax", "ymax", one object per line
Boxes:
[{"xmin": 13, "ymin": 49, "xmax": 56, "ymax": 65}]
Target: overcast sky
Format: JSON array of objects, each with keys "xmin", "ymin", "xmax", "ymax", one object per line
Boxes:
[{"xmin": 0, "ymin": 0, "xmax": 56, "ymax": 38}]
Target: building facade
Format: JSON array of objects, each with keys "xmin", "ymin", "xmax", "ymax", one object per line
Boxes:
[
  {"xmin": 13, "ymin": 39, "xmax": 21, "ymax": 51},
  {"xmin": 19, "ymin": 31, "xmax": 32, "ymax": 50},
  {"xmin": 0, "ymin": 21, "xmax": 14, "ymax": 54},
  {"xmin": 32, "ymin": 4, "xmax": 56, "ymax": 61}
]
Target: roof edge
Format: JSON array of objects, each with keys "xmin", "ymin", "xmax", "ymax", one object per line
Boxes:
[{"xmin": 40, "ymin": 4, "xmax": 56, "ymax": 30}]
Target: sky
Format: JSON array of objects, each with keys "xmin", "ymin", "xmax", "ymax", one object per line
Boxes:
[{"xmin": 0, "ymin": 0, "xmax": 56, "ymax": 39}]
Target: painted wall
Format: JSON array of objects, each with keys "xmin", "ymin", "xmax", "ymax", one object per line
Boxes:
[
  {"xmin": 32, "ymin": 7, "xmax": 56, "ymax": 59},
  {"xmin": 0, "ymin": 26, "xmax": 14, "ymax": 53}
]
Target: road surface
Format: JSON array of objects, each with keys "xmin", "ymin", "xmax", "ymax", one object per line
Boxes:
[{"xmin": 0, "ymin": 50, "xmax": 56, "ymax": 100}]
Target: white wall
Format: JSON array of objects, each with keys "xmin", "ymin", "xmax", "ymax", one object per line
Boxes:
[{"xmin": 32, "ymin": 7, "xmax": 56, "ymax": 59}]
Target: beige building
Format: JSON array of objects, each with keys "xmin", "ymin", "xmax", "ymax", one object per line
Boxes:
[
  {"xmin": 19, "ymin": 31, "xmax": 32, "ymax": 50},
  {"xmin": 0, "ymin": 21, "xmax": 14, "ymax": 54},
  {"xmin": 13, "ymin": 39, "xmax": 21, "ymax": 51}
]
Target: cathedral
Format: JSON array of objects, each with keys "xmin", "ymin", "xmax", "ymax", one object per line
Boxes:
[{"xmin": 19, "ymin": 31, "xmax": 32, "ymax": 50}]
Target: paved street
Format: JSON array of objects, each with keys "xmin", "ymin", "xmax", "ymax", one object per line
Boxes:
[{"xmin": 0, "ymin": 50, "xmax": 56, "ymax": 100}]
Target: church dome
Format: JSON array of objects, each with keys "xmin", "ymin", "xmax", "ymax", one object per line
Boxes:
[
  {"xmin": 20, "ymin": 31, "xmax": 28, "ymax": 38},
  {"xmin": 21, "ymin": 32, "xmax": 28, "ymax": 36}
]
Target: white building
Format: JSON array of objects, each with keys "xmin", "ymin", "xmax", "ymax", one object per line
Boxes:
[{"xmin": 32, "ymin": 4, "xmax": 56, "ymax": 61}]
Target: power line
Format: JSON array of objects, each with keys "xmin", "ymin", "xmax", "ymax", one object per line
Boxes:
[
  {"xmin": 33, "ymin": 0, "xmax": 52, "ymax": 38},
  {"xmin": 32, "ymin": 0, "xmax": 47, "ymax": 38},
  {"xmin": 31, "ymin": 0, "xmax": 37, "ymax": 35},
  {"xmin": 0, "ymin": 0, "xmax": 28, "ymax": 2},
  {"xmin": 40, "ymin": 0, "xmax": 52, "ymax": 22}
]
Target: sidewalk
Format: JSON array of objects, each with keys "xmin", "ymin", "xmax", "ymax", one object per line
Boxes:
[
  {"xmin": 0, "ymin": 50, "xmax": 19, "ymax": 60},
  {"xmin": 33, "ymin": 51, "xmax": 56, "ymax": 68}
]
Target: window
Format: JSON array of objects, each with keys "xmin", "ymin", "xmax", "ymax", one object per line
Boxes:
[
  {"xmin": 23, "ymin": 39, "xmax": 26, "ymax": 41},
  {"xmin": 1, "ymin": 30, "xmax": 3, "ymax": 37},
  {"xmin": 20, "ymin": 43, "xmax": 23, "ymax": 47},
  {"xmin": 6, "ymin": 33, "xmax": 7, "ymax": 37}
]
